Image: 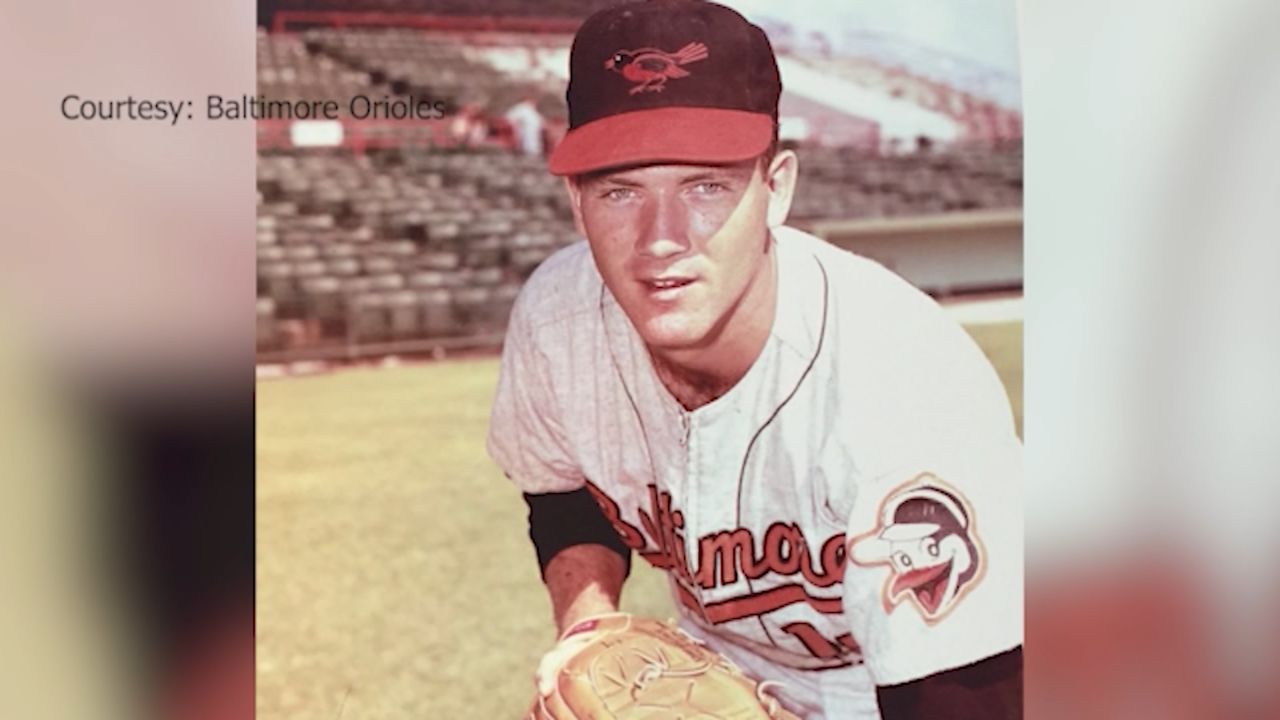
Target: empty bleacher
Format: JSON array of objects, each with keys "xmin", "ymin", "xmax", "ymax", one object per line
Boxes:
[
  {"xmin": 257, "ymin": 148, "xmax": 577, "ymax": 352},
  {"xmin": 254, "ymin": 20, "xmax": 1023, "ymax": 358},
  {"xmin": 258, "ymin": 30, "xmax": 382, "ymax": 103},
  {"xmin": 299, "ymin": 28, "xmax": 567, "ymax": 120},
  {"xmin": 798, "ymin": 53, "xmax": 1022, "ymax": 143},
  {"xmin": 791, "ymin": 142, "xmax": 1022, "ymax": 221},
  {"xmin": 266, "ymin": 0, "xmax": 629, "ymax": 19}
]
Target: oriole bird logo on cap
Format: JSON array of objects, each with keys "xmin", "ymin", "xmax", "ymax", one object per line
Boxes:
[{"xmin": 605, "ymin": 42, "xmax": 709, "ymax": 94}]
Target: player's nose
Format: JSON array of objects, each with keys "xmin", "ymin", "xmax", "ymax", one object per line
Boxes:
[{"xmin": 634, "ymin": 193, "xmax": 690, "ymax": 259}]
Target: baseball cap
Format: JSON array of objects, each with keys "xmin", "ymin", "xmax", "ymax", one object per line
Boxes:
[
  {"xmin": 877, "ymin": 488, "xmax": 970, "ymax": 543},
  {"xmin": 547, "ymin": 0, "xmax": 781, "ymax": 176}
]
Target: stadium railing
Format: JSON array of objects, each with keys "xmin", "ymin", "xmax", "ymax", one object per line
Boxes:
[{"xmin": 272, "ymin": 11, "xmax": 579, "ymax": 34}]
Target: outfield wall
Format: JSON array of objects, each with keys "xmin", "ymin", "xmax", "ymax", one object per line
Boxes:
[{"xmin": 800, "ymin": 209, "xmax": 1022, "ymax": 295}]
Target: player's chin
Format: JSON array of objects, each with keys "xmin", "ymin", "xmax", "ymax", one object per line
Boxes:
[{"xmin": 635, "ymin": 314, "xmax": 711, "ymax": 351}]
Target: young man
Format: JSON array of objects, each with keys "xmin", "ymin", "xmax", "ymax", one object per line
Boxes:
[{"xmin": 487, "ymin": 2, "xmax": 1023, "ymax": 717}]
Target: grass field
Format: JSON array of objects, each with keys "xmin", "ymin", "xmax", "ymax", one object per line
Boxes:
[{"xmin": 257, "ymin": 320, "xmax": 1021, "ymax": 720}]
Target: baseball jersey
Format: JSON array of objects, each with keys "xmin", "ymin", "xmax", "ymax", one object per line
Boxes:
[{"xmin": 488, "ymin": 226, "xmax": 1023, "ymax": 714}]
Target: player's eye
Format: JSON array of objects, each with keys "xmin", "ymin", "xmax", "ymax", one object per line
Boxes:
[
  {"xmin": 600, "ymin": 187, "xmax": 637, "ymax": 201},
  {"xmin": 689, "ymin": 181, "xmax": 729, "ymax": 196},
  {"xmin": 923, "ymin": 538, "xmax": 939, "ymax": 557},
  {"xmin": 892, "ymin": 551, "xmax": 912, "ymax": 569}
]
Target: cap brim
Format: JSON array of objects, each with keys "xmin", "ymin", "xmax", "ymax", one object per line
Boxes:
[{"xmin": 548, "ymin": 107, "xmax": 773, "ymax": 176}]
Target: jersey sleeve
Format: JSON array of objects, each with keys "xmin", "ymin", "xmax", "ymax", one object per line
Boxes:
[
  {"xmin": 486, "ymin": 287, "xmax": 585, "ymax": 494},
  {"xmin": 837, "ymin": 300, "xmax": 1023, "ymax": 686}
]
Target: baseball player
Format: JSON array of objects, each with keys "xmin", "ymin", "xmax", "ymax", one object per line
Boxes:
[{"xmin": 487, "ymin": 2, "xmax": 1023, "ymax": 718}]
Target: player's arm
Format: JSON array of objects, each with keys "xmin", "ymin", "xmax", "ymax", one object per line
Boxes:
[
  {"xmin": 543, "ymin": 545, "xmax": 626, "ymax": 634},
  {"xmin": 844, "ymin": 450, "xmax": 1024, "ymax": 718},
  {"xmin": 524, "ymin": 488, "xmax": 631, "ymax": 633},
  {"xmin": 837, "ymin": 289, "xmax": 1024, "ymax": 717},
  {"xmin": 876, "ymin": 646, "xmax": 1022, "ymax": 719},
  {"xmin": 486, "ymin": 266, "xmax": 631, "ymax": 633}
]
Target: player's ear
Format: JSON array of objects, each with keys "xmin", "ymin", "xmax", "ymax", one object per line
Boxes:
[
  {"xmin": 564, "ymin": 177, "xmax": 588, "ymax": 237},
  {"xmin": 763, "ymin": 149, "xmax": 798, "ymax": 229}
]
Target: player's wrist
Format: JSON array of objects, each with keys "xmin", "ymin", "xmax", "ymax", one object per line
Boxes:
[
  {"xmin": 555, "ymin": 597, "xmax": 622, "ymax": 637},
  {"xmin": 558, "ymin": 611, "xmax": 631, "ymax": 640},
  {"xmin": 545, "ymin": 545, "xmax": 626, "ymax": 633}
]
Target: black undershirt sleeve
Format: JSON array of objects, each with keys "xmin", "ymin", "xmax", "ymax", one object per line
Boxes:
[
  {"xmin": 524, "ymin": 487, "xmax": 632, "ymax": 580},
  {"xmin": 876, "ymin": 646, "xmax": 1023, "ymax": 720}
]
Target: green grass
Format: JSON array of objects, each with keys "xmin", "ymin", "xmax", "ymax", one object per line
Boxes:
[
  {"xmin": 966, "ymin": 321, "xmax": 1023, "ymax": 437},
  {"xmin": 257, "ymin": 321, "xmax": 1021, "ymax": 719}
]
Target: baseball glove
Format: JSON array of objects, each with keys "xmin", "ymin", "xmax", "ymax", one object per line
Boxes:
[{"xmin": 528, "ymin": 613, "xmax": 800, "ymax": 719}]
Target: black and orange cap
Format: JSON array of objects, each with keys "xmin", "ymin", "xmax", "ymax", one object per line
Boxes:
[{"xmin": 548, "ymin": 0, "xmax": 781, "ymax": 176}]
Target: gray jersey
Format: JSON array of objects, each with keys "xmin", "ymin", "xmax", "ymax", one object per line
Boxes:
[{"xmin": 488, "ymin": 226, "xmax": 1022, "ymax": 715}]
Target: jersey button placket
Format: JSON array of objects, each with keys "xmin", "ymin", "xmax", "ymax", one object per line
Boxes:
[{"xmin": 680, "ymin": 411, "xmax": 707, "ymax": 620}]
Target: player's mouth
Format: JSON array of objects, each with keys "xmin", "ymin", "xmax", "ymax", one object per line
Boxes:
[
  {"xmin": 890, "ymin": 561, "xmax": 952, "ymax": 615},
  {"xmin": 639, "ymin": 276, "xmax": 697, "ymax": 301}
]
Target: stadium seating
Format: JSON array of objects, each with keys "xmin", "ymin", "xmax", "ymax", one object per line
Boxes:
[
  {"xmin": 256, "ymin": 141, "xmax": 1021, "ymax": 352},
  {"xmin": 791, "ymin": 142, "xmax": 1022, "ymax": 220},
  {"xmin": 257, "ymin": 147, "xmax": 578, "ymax": 351},
  {"xmin": 798, "ymin": 53, "xmax": 1022, "ymax": 144},
  {"xmin": 300, "ymin": 28, "xmax": 567, "ymax": 120},
  {"xmin": 258, "ymin": 30, "xmax": 384, "ymax": 103},
  {"xmin": 267, "ymin": 0, "xmax": 628, "ymax": 18},
  {"xmin": 253, "ymin": 23, "xmax": 1022, "ymax": 355}
]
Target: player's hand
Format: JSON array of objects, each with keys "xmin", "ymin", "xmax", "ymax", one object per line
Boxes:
[
  {"xmin": 526, "ymin": 613, "xmax": 801, "ymax": 719},
  {"xmin": 525, "ymin": 612, "xmax": 621, "ymax": 719}
]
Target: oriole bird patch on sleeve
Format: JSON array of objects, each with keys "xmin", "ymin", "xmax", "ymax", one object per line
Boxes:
[{"xmin": 849, "ymin": 475, "xmax": 986, "ymax": 623}]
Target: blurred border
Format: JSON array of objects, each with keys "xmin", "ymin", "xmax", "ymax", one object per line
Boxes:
[
  {"xmin": 1023, "ymin": 0, "xmax": 1280, "ymax": 716},
  {"xmin": 0, "ymin": 2, "xmax": 255, "ymax": 719}
]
